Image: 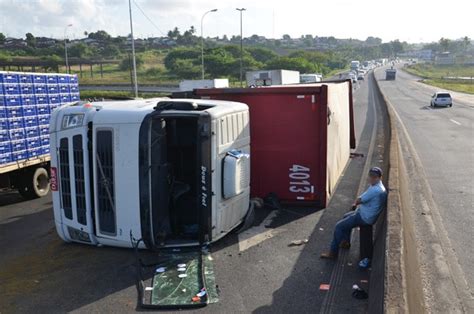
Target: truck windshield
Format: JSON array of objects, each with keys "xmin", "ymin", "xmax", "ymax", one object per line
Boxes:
[{"xmin": 148, "ymin": 116, "xmax": 201, "ymax": 246}]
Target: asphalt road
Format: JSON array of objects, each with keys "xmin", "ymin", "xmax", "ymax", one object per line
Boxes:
[
  {"xmin": 0, "ymin": 77, "xmax": 380, "ymax": 313},
  {"xmin": 376, "ymin": 67, "xmax": 474, "ymax": 295}
]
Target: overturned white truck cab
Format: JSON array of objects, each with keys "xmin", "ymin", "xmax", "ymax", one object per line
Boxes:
[{"xmin": 50, "ymin": 98, "xmax": 251, "ymax": 249}]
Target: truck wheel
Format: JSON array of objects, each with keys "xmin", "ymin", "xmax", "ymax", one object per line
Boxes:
[{"xmin": 18, "ymin": 167, "xmax": 50, "ymax": 199}]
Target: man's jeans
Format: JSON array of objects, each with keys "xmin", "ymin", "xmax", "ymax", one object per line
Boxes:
[{"xmin": 330, "ymin": 211, "xmax": 368, "ymax": 253}]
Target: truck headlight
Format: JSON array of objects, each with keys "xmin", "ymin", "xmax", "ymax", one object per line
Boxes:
[
  {"xmin": 62, "ymin": 114, "xmax": 84, "ymax": 129},
  {"xmin": 67, "ymin": 226, "xmax": 91, "ymax": 243}
]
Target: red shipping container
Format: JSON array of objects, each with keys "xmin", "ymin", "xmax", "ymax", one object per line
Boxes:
[{"xmin": 194, "ymin": 80, "xmax": 355, "ymax": 207}]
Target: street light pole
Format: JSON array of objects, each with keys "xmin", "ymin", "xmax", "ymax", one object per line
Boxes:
[
  {"xmin": 236, "ymin": 8, "xmax": 246, "ymax": 87},
  {"xmin": 128, "ymin": 0, "xmax": 139, "ymax": 98},
  {"xmin": 201, "ymin": 9, "xmax": 218, "ymax": 80},
  {"xmin": 64, "ymin": 24, "xmax": 72, "ymax": 74}
]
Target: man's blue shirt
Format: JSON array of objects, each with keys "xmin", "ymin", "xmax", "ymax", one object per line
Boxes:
[{"xmin": 357, "ymin": 181, "xmax": 387, "ymax": 224}]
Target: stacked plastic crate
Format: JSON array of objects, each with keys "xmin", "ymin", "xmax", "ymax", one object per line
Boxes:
[{"xmin": 0, "ymin": 71, "xmax": 80, "ymax": 165}]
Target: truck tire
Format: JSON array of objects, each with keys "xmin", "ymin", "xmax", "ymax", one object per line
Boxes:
[{"xmin": 18, "ymin": 167, "xmax": 50, "ymax": 199}]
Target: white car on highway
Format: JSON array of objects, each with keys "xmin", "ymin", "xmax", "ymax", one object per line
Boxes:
[{"xmin": 431, "ymin": 92, "xmax": 453, "ymax": 107}]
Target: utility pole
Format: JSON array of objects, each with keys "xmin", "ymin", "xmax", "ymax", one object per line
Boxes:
[
  {"xmin": 64, "ymin": 24, "xmax": 72, "ymax": 74},
  {"xmin": 128, "ymin": 0, "xmax": 139, "ymax": 98},
  {"xmin": 236, "ymin": 8, "xmax": 246, "ymax": 87},
  {"xmin": 201, "ymin": 9, "xmax": 218, "ymax": 80}
]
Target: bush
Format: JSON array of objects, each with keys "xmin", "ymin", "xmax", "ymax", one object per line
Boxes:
[
  {"xmin": 119, "ymin": 55, "xmax": 144, "ymax": 71},
  {"xmin": 266, "ymin": 56, "xmax": 320, "ymax": 73},
  {"xmin": 144, "ymin": 67, "xmax": 165, "ymax": 77}
]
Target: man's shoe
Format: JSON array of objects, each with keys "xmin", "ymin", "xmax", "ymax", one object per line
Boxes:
[
  {"xmin": 339, "ymin": 241, "xmax": 351, "ymax": 249},
  {"xmin": 320, "ymin": 251, "xmax": 337, "ymax": 259}
]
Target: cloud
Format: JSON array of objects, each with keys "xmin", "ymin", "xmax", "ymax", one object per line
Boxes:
[{"xmin": 0, "ymin": 0, "xmax": 472, "ymax": 42}]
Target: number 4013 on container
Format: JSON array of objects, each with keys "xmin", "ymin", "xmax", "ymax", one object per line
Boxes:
[{"xmin": 289, "ymin": 164, "xmax": 314, "ymax": 200}]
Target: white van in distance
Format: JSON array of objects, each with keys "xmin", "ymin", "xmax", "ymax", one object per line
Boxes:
[
  {"xmin": 50, "ymin": 98, "xmax": 251, "ymax": 249},
  {"xmin": 431, "ymin": 92, "xmax": 453, "ymax": 107}
]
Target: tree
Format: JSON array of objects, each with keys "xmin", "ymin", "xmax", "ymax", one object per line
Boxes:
[
  {"xmin": 164, "ymin": 47, "xmax": 200, "ymax": 70},
  {"xmin": 101, "ymin": 44, "xmax": 121, "ymax": 58},
  {"xmin": 462, "ymin": 36, "xmax": 471, "ymax": 51},
  {"xmin": 170, "ymin": 59, "xmax": 200, "ymax": 79},
  {"xmin": 178, "ymin": 26, "xmax": 198, "ymax": 45},
  {"xmin": 25, "ymin": 32, "xmax": 36, "ymax": 47},
  {"xmin": 380, "ymin": 42, "xmax": 393, "ymax": 56},
  {"xmin": 0, "ymin": 33, "xmax": 5, "ymax": 44},
  {"xmin": 266, "ymin": 56, "xmax": 320, "ymax": 73},
  {"xmin": 439, "ymin": 37, "xmax": 450, "ymax": 51},
  {"xmin": 88, "ymin": 30, "xmax": 111, "ymax": 42},
  {"xmin": 167, "ymin": 27, "xmax": 180, "ymax": 40},
  {"xmin": 390, "ymin": 40, "xmax": 404, "ymax": 55},
  {"xmin": 119, "ymin": 54, "xmax": 144, "ymax": 71},
  {"xmin": 40, "ymin": 55, "xmax": 62, "ymax": 71},
  {"xmin": 68, "ymin": 43, "xmax": 91, "ymax": 58},
  {"xmin": 282, "ymin": 34, "xmax": 291, "ymax": 40},
  {"xmin": 365, "ymin": 36, "xmax": 382, "ymax": 45},
  {"xmin": 247, "ymin": 47, "xmax": 278, "ymax": 64}
]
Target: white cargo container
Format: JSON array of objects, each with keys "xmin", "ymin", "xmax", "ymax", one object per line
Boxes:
[
  {"xmin": 300, "ymin": 73, "xmax": 323, "ymax": 83},
  {"xmin": 179, "ymin": 79, "xmax": 229, "ymax": 91},
  {"xmin": 246, "ymin": 69, "xmax": 300, "ymax": 87},
  {"xmin": 50, "ymin": 98, "xmax": 251, "ymax": 249}
]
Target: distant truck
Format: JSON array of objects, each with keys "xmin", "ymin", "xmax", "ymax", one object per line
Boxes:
[
  {"xmin": 0, "ymin": 71, "xmax": 80, "ymax": 198},
  {"xmin": 385, "ymin": 68, "xmax": 397, "ymax": 80},
  {"xmin": 350, "ymin": 60, "xmax": 360, "ymax": 72},
  {"xmin": 300, "ymin": 73, "xmax": 323, "ymax": 83},
  {"xmin": 179, "ymin": 79, "xmax": 229, "ymax": 91},
  {"xmin": 246, "ymin": 69, "xmax": 300, "ymax": 86}
]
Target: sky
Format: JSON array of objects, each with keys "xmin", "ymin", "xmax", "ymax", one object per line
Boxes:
[{"xmin": 0, "ymin": 0, "xmax": 473, "ymax": 43}]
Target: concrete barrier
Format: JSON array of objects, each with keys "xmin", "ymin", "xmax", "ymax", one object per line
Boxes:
[{"xmin": 372, "ymin": 72, "xmax": 426, "ymax": 313}]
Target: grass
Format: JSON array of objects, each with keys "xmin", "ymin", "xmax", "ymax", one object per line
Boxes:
[
  {"xmin": 404, "ymin": 64, "xmax": 474, "ymax": 94},
  {"xmin": 80, "ymin": 90, "xmax": 168, "ymax": 100},
  {"xmin": 325, "ymin": 66, "xmax": 350, "ymax": 79},
  {"xmin": 66, "ymin": 50, "xmax": 180, "ymax": 86},
  {"xmin": 15, "ymin": 49, "xmax": 348, "ymax": 86},
  {"xmin": 422, "ymin": 79, "xmax": 474, "ymax": 94}
]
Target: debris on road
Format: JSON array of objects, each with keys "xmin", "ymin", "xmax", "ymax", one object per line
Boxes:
[
  {"xmin": 358, "ymin": 258, "xmax": 370, "ymax": 269},
  {"xmin": 352, "ymin": 284, "xmax": 369, "ymax": 299},
  {"xmin": 319, "ymin": 284, "xmax": 331, "ymax": 291},
  {"xmin": 288, "ymin": 239, "xmax": 309, "ymax": 247}
]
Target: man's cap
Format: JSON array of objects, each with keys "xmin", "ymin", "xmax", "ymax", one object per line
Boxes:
[{"xmin": 369, "ymin": 167, "xmax": 383, "ymax": 177}]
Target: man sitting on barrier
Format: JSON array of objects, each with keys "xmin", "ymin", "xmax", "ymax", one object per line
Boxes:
[{"xmin": 320, "ymin": 167, "xmax": 387, "ymax": 259}]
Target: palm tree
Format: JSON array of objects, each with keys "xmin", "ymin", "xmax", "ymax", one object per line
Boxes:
[
  {"xmin": 439, "ymin": 37, "xmax": 450, "ymax": 52},
  {"xmin": 462, "ymin": 36, "xmax": 471, "ymax": 51}
]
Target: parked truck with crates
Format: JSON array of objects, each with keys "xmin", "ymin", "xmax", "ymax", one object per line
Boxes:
[{"xmin": 0, "ymin": 71, "xmax": 80, "ymax": 198}]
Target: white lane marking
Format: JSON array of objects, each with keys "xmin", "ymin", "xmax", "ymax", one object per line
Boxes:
[
  {"xmin": 449, "ymin": 119, "xmax": 461, "ymax": 126},
  {"xmin": 238, "ymin": 211, "xmax": 285, "ymax": 252}
]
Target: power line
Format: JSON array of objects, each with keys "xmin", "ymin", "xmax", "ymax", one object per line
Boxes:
[{"xmin": 132, "ymin": 0, "xmax": 166, "ymax": 36}]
